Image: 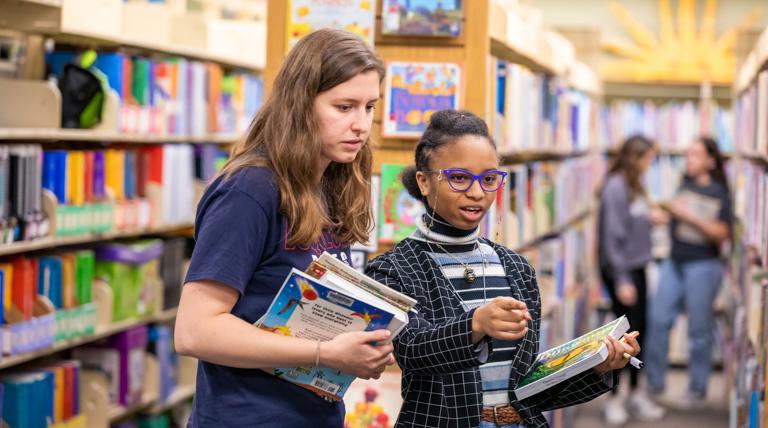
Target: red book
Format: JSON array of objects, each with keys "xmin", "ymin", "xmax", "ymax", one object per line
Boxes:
[
  {"xmin": 83, "ymin": 151, "xmax": 94, "ymax": 203},
  {"xmin": 145, "ymin": 145, "xmax": 164, "ymax": 186},
  {"xmin": 11, "ymin": 257, "xmax": 36, "ymax": 320},
  {"xmin": 62, "ymin": 364, "xmax": 74, "ymax": 420}
]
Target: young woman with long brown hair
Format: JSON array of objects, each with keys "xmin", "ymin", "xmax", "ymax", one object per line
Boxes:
[
  {"xmin": 597, "ymin": 135, "xmax": 666, "ymax": 425},
  {"xmin": 174, "ymin": 29, "xmax": 394, "ymax": 427}
]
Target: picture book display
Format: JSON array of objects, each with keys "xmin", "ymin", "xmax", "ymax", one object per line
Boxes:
[
  {"xmin": 383, "ymin": 62, "xmax": 461, "ymax": 138},
  {"xmin": 514, "ymin": 315, "xmax": 630, "ymax": 400},
  {"xmin": 378, "ymin": 164, "xmax": 424, "ymax": 244},
  {"xmin": 286, "ymin": 0, "xmax": 376, "ymax": 51},
  {"xmin": 255, "ymin": 253, "xmax": 416, "ymax": 401},
  {"xmin": 381, "ymin": 0, "xmax": 463, "ymax": 37}
]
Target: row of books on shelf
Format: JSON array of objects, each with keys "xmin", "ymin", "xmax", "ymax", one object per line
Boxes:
[
  {"xmin": 491, "ymin": 59, "xmax": 598, "ymax": 154},
  {"xmin": 0, "ymin": 143, "xmax": 225, "ymax": 245},
  {"xmin": 1, "ymin": 360, "xmax": 85, "ymax": 428},
  {"xmin": 0, "ymin": 323, "xmax": 194, "ymax": 428},
  {"xmin": 734, "ymin": 69, "xmax": 768, "ymax": 158},
  {"xmin": 372, "ymin": 158, "xmax": 603, "ymax": 251},
  {"xmin": 44, "ymin": 51, "xmax": 263, "ymax": 136},
  {"xmin": 600, "ymin": 100, "xmax": 734, "ymax": 153},
  {"xmin": 0, "ymin": 235, "xmax": 189, "ymax": 359},
  {"xmin": 732, "ymin": 159, "xmax": 768, "ymax": 266}
]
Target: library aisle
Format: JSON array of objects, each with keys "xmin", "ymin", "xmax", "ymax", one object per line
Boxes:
[{"xmin": 0, "ymin": 0, "xmax": 766, "ymax": 428}]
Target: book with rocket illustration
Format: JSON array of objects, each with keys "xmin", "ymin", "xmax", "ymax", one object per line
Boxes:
[
  {"xmin": 255, "ymin": 254, "xmax": 415, "ymax": 400},
  {"xmin": 514, "ymin": 315, "xmax": 630, "ymax": 400}
]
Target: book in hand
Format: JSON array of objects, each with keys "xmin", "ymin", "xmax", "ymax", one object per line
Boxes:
[
  {"xmin": 513, "ymin": 315, "xmax": 630, "ymax": 400},
  {"xmin": 255, "ymin": 253, "xmax": 416, "ymax": 401}
]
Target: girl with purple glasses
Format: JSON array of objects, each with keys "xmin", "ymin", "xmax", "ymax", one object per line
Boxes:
[{"xmin": 365, "ymin": 109, "xmax": 639, "ymax": 428}]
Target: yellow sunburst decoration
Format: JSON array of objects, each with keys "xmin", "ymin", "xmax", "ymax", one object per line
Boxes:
[{"xmin": 601, "ymin": 0, "xmax": 762, "ymax": 83}]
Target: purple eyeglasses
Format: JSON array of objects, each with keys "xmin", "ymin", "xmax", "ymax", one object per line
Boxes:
[{"xmin": 424, "ymin": 168, "xmax": 507, "ymax": 192}]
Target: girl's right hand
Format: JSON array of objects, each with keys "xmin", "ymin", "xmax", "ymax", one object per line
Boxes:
[
  {"xmin": 321, "ymin": 330, "xmax": 395, "ymax": 379},
  {"xmin": 617, "ymin": 282, "xmax": 638, "ymax": 306},
  {"xmin": 472, "ymin": 297, "xmax": 532, "ymax": 343}
]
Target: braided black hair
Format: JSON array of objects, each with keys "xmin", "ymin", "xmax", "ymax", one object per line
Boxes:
[{"xmin": 401, "ymin": 109, "xmax": 495, "ymax": 200}]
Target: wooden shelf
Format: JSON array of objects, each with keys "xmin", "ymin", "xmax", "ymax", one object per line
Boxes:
[
  {"xmin": 514, "ymin": 210, "xmax": 592, "ymax": 252},
  {"xmin": 604, "ymin": 81, "xmax": 732, "ymax": 102},
  {"xmin": 0, "ymin": 308, "xmax": 179, "ymax": 370},
  {"xmin": 154, "ymin": 307, "xmax": 179, "ymax": 324},
  {"xmin": 0, "ymin": 0, "xmax": 264, "ymax": 71},
  {"xmin": 108, "ymin": 395, "xmax": 156, "ymax": 422},
  {"xmin": 739, "ymin": 151, "xmax": 768, "ymax": 165},
  {"xmin": 500, "ymin": 148, "xmax": 591, "ymax": 163},
  {"xmin": 0, "ymin": 223, "xmax": 193, "ymax": 257},
  {"xmin": 490, "ymin": 36, "xmax": 557, "ymax": 76},
  {"xmin": 0, "ymin": 128, "xmax": 240, "ymax": 144},
  {"xmin": 146, "ymin": 385, "xmax": 195, "ymax": 415}
]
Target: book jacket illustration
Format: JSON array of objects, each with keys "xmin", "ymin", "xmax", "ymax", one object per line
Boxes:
[
  {"xmin": 383, "ymin": 62, "xmax": 461, "ymax": 138},
  {"xmin": 286, "ymin": 0, "xmax": 376, "ymax": 51},
  {"xmin": 379, "ymin": 164, "xmax": 424, "ymax": 244},
  {"xmin": 516, "ymin": 316, "xmax": 627, "ymax": 392},
  {"xmin": 258, "ymin": 270, "xmax": 393, "ymax": 400},
  {"xmin": 381, "ymin": 0, "xmax": 463, "ymax": 37}
]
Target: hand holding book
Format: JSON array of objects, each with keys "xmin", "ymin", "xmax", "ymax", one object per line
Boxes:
[
  {"xmin": 593, "ymin": 332, "xmax": 640, "ymax": 375},
  {"xmin": 319, "ymin": 330, "xmax": 395, "ymax": 380}
]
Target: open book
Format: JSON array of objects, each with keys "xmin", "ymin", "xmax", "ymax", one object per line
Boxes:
[
  {"xmin": 514, "ymin": 315, "xmax": 630, "ymax": 400},
  {"xmin": 255, "ymin": 252, "xmax": 416, "ymax": 401}
]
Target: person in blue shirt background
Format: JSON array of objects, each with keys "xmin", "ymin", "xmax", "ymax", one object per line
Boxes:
[{"xmin": 174, "ymin": 29, "xmax": 395, "ymax": 428}]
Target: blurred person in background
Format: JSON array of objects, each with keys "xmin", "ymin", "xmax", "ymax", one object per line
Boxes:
[
  {"xmin": 646, "ymin": 136, "xmax": 733, "ymax": 410},
  {"xmin": 598, "ymin": 135, "xmax": 666, "ymax": 425}
]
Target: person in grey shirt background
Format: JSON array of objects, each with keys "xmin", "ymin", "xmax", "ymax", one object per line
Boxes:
[{"xmin": 597, "ymin": 135, "xmax": 667, "ymax": 425}]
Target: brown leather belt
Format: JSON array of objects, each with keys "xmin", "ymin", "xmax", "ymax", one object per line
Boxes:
[{"xmin": 481, "ymin": 404, "xmax": 524, "ymax": 425}]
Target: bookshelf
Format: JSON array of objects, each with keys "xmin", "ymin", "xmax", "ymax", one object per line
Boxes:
[
  {"xmin": 0, "ymin": 128, "xmax": 239, "ymax": 144},
  {"xmin": 0, "ymin": 2, "xmax": 268, "ymax": 426},
  {"xmin": 0, "ymin": 223, "xmax": 192, "ymax": 257},
  {"xmin": 725, "ymin": 24, "xmax": 768, "ymax": 427},
  {"xmin": 0, "ymin": 0, "xmax": 265, "ymax": 71},
  {"xmin": 0, "ymin": 308, "xmax": 179, "ymax": 370}
]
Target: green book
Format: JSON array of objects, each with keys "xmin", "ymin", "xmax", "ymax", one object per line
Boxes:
[
  {"xmin": 75, "ymin": 250, "xmax": 95, "ymax": 305},
  {"xmin": 514, "ymin": 315, "xmax": 630, "ymax": 400}
]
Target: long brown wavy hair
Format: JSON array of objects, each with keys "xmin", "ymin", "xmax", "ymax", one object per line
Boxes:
[
  {"xmin": 219, "ymin": 29, "xmax": 385, "ymax": 247},
  {"xmin": 608, "ymin": 135, "xmax": 657, "ymax": 198}
]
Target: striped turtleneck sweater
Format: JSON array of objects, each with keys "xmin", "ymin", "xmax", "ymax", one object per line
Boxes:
[{"xmin": 410, "ymin": 211, "xmax": 519, "ymax": 408}]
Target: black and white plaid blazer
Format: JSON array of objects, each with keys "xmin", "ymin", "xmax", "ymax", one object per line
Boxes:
[{"xmin": 365, "ymin": 237, "xmax": 617, "ymax": 428}]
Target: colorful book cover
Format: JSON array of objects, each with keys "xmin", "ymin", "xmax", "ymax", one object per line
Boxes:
[
  {"xmin": 514, "ymin": 315, "xmax": 629, "ymax": 400},
  {"xmin": 286, "ymin": 0, "xmax": 375, "ymax": 52},
  {"xmin": 378, "ymin": 164, "xmax": 424, "ymax": 244},
  {"xmin": 381, "ymin": 0, "xmax": 462, "ymax": 37},
  {"xmin": 256, "ymin": 269, "xmax": 394, "ymax": 400},
  {"xmin": 383, "ymin": 61, "xmax": 461, "ymax": 138}
]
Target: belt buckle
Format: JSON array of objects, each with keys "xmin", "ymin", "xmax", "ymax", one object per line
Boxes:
[{"xmin": 492, "ymin": 404, "xmax": 506, "ymax": 426}]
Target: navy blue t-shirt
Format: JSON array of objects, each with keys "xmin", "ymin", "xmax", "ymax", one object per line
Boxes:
[{"xmin": 184, "ymin": 166, "xmax": 351, "ymax": 428}]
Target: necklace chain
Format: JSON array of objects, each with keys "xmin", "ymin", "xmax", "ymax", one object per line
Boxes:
[{"xmin": 424, "ymin": 238, "xmax": 488, "ymax": 309}]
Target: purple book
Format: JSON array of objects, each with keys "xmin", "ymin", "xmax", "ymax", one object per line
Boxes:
[
  {"xmin": 106, "ymin": 325, "xmax": 148, "ymax": 406},
  {"xmin": 92, "ymin": 151, "xmax": 106, "ymax": 200}
]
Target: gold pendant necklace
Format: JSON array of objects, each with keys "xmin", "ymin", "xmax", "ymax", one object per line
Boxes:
[{"xmin": 432, "ymin": 240, "xmax": 478, "ymax": 284}]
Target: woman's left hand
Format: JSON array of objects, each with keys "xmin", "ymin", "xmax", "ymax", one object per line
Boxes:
[{"xmin": 593, "ymin": 333, "xmax": 641, "ymax": 375}]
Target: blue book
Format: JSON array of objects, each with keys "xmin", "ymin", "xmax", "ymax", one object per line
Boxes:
[
  {"xmin": 42, "ymin": 151, "xmax": 68, "ymax": 204},
  {"xmin": 124, "ymin": 151, "xmax": 137, "ymax": 200},
  {"xmin": 93, "ymin": 150, "xmax": 106, "ymax": 200},
  {"xmin": 255, "ymin": 267, "xmax": 401, "ymax": 401},
  {"xmin": 94, "ymin": 53, "xmax": 128, "ymax": 99},
  {"xmin": 38, "ymin": 257, "xmax": 63, "ymax": 309},
  {"xmin": 2, "ymin": 374, "xmax": 33, "ymax": 428}
]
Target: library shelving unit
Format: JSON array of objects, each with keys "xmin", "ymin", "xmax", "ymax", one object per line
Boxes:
[
  {"xmin": 730, "ymin": 24, "xmax": 768, "ymax": 427},
  {"xmin": 0, "ymin": 1, "xmax": 267, "ymax": 427},
  {"xmin": 265, "ymin": 1, "xmax": 604, "ymax": 427}
]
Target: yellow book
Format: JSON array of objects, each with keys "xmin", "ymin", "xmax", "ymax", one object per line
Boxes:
[
  {"xmin": 0, "ymin": 263, "xmax": 13, "ymax": 314},
  {"xmin": 104, "ymin": 149, "xmax": 125, "ymax": 201},
  {"xmin": 52, "ymin": 366, "xmax": 64, "ymax": 423},
  {"xmin": 67, "ymin": 151, "xmax": 85, "ymax": 206},
  {"xmin": 60, "ymin": 255, "xmax": 76, "ymax": 309}
]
